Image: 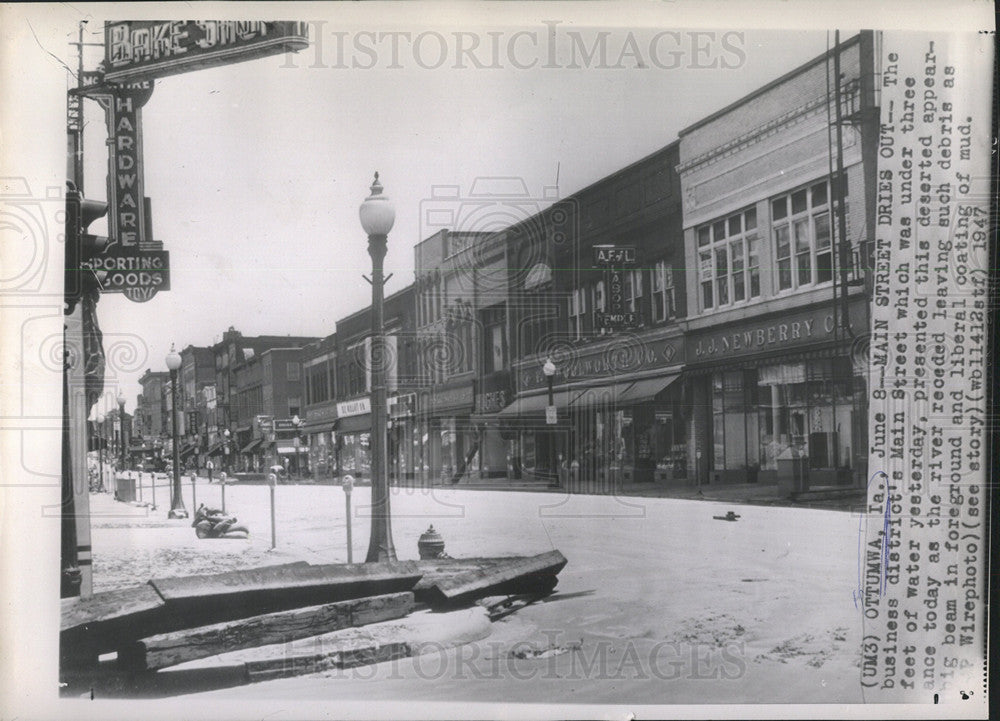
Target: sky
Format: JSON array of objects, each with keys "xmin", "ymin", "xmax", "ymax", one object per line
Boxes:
[
  {"xmin": 78, "ymin": 17, "xmax": 835, "ymax": 413},
  {"xmin": 5, "ymin": 1, "xmax": 988, "ymax": 417}
]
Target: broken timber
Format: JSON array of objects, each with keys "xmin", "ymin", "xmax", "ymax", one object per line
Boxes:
[
  {"xmin": 61, "ymin": 561, "xmax": 421, "ymax": 663},
  {"xmin": 119, "ymin": 592, "xmax": 414, "ymax": 671},
  {"xmin": 245, "ymin": 640, "xmax": 413, "ymax": 682},
  {"xmin": 61, "ymin": 552, "xmax": 568, "ymax": 675},
  {"xmin": 417, "ymin": 550, "xmax": 567, "ymax": 607}
]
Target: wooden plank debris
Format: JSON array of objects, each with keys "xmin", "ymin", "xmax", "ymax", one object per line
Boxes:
[
  {"xmin": 412, "ymin": 557, "xmax": 509, "ymax": 591},
  {"xmin": 119, "ymin": 592, "xmax": 414, "ymax": 671},
  {"xmin": 61, "ymin": 582, "xmax": 166, "ymax": 634},
  {"xmin": 60, "ymin": 561, "xmax": 420, "ymax": 664},
  {"xmin": 244, "ymin": 641, "xmax": 412, "ymax": 682},
  {"xmin": 418, "ymin": 550, "xmax": 567, "ymax": 607},
  {"xmin": 61, "ymin": 553, "xmax": 566, "ymax": 676},
  {"xmin": 60, "ymin": 583, "xmax": 168, "ymax": 664},
  {"xmin": 145, "ymin": 560, "xmax": 421, "ymax": 628}
]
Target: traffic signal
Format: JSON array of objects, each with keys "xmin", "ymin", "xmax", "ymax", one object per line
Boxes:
[{"xmin": 65, "ymin": 181, "xmax": 109, "ymax": 312}]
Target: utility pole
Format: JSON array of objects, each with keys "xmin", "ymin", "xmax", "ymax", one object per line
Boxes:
[
  {"xmin": 67, "ymin": 21, "xmax": 102, "ymax": 189},
  {"xmin": 61, "ymin": 22, "xmax": 106, "ymax": 598}
]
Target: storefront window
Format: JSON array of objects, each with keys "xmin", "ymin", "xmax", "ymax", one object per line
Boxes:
[
  {"xmin": 439, "ymin": 420, "xmax": 457, "ymax": 474},
  {"xmin": 757, "ymin": 359, "xmax": 856, "ymax": 471},
  {"xmin": 711, "ymin": 375, "xmax": 725, "ymax": 469},
  {"xmin": 521, "ymin": 431, "xmax": 536, "ymax": 472},
  {"xmin": 339, "ymin": 432, "xmax": 371, "ymax": 477},
  {"xmin": 617, "ymin": 410, "xmax": 634, "ymax": 466},
  {"xmin": 710, "ymin": 371, "xmax": 756, "ymax": 471},
  {"xmin": 652, "ymin": 411, "xmax": 687, "ymax": 478}
]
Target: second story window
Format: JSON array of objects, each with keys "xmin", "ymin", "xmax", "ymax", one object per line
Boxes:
[
  {"xmin": 286, "ymin": 362, "xmax": 300, "ymax": 381},
  {"xmin": 491, "ymin": 323, "xmax": 505, "ymax": 371},
  {"xmin": 772, "ymin": 179, "xmax": 838, "ymax": 292},
  {"xmin": 697, "ymin": 206, "xmax": 759, "ymax": 311},
  {"xmin": 568, "ymin": 287, "xmax": 587, "ymax": 340},
  {"xmin": 591, "ymin": 279, "xmax": 607, "ymax": 335},
  {"xmin": 485, "ymin": 322, "xmax": 506, "ymax": 373},
  {"xmin": 651, "ymin": 260, "xmax": 676, "ymax": 322},
  {"xmin": 344, "ymin": 342, "xmax": 367, "ymax": 397},
  {"xmin": 624, "ymin": 268, "xmax": 643, "ymax": 316}
]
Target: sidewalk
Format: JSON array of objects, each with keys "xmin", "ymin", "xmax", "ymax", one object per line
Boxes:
[
  {"xmin": 149, "ymin": 470, "xmax": 865, "ymax": 513},
  {"xmin": 399, "ymin": 474, "xmax": 867, "ymax": 512}
]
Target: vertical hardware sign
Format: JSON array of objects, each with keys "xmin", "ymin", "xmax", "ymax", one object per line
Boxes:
[
  {"xmin": 95, "ymin": 78, "xmax": 153, "ymax": 248},
  {"xmin": 69, "ymin": 22, "xmax": 309, "ymax": 303},
  {"xmin": 78, "ymin": 73, "xmax": 170, "ymax": 302}
]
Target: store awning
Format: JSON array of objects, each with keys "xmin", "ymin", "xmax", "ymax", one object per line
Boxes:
[
  {"xmin": 179, "ymin": 444, "xmax": 198, "ymax": 459},
  {"xmin": 302, "ymin": 420, "xmax": 336, "ymax": 434},
  {"xmin": 570, "ymin": 381, "xmax": 635, "ymax": 409},
  {"xmin": 618, "ymin": 373, "xmax": 680, "ymax": 403},
  {"xmin": 241, "ymin": 438, "xmax": 262, "ymax": 454},
  {"xmin": 469, "ymin": 413, "xmax": 503, "ymax": 423},
  {"xmin": 497, "ymin": 388, "xmax": 579, "ymax": 418},
  {"xmin": 337, "ymin": 414, "xmax": 371, "ymax": 434}
]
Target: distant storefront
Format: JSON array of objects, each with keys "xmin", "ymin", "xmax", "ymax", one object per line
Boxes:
[
  {"xmin": 303, "ymin": 402, "xmax": 337, "ymax": 479},
  {"xmin": 334, "ymin": 394, "xmax": 417, "ymax": 482},
  {"xmin": 389, "ymin": 393, "xmax": 417, "ymax": 483},
  {"xmin": 473, "ymin": 371, "xmax": 513, "ymax": 479},
  {"xmin": 336, "ymin": 397, "xmax": 372, "ymax": 480},
  {"xmin": 685, "ymin": 296, "xmax": 868, "ymax": 487},
  {"xmin": 418, "ymin": 379, "xmax": 475, "ymax": 484},
  {"xmin": 505, "ymin": 331, "xmax": 686, "ymax": 488}
]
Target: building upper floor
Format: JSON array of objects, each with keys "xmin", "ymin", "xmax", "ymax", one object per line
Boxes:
[
  {"xmin": 232, "ymin": 346, "xmax": 308, "ymax": 425},
  {"xmin": 211, "ymin": 327, "xmax": 319, "ymax": 398},
  {"xmin": 333, "ymin": 283, "xmax": 417, "ymax": 401},
  {"xmin": 677, "ymin": 32, "xmax": 879, "ymax": 332},
  {"xmin": 504, "ymin": 140, "xmax": 686, "ymax": 379}
]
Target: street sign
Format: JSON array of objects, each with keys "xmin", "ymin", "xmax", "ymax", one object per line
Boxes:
[
  {"xmin": 595, "ymin": 312, "xmax": 640, "ymax": 329},
  {"xmin": 546, "ymin": 405, "xmax": 557, "ymax": 425},
  {"xmin": 593, "ymin": 244, "xmax": 636, "ymax": 267},
  {"xmin": 86, "ymin": 247, "xmax": 170, "ymax": 302},
  {"xmin": 104, "ymin": 21, "xmax": 310, "ymax": 82},
  {"xmin": 593, "ymin": 244, "xmax": 639, "ymax": 331},
  {"xmin": 78, "ymin": 76, "xmax": 155, "ymax": 248},
  {"xmin": 77, "ymin": 74, "xmax": 172, "ymax": 303}
]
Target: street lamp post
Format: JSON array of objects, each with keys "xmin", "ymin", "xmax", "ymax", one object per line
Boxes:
[
  {"xmin": 292, "ymin": 414, "xmax": 302, "ymax": 480},
  {"xmin": 165, "ymin": 344, "xmax": 187, "ymax": 519},
  {"xmin": 96, "ymin": 412, "xmax": 105, "ymax": 492},
  {"xmin": 359, "ymin": 172, "xmax": 397, "ymax": 563},
  {"xmin": 117, "ymin": 390, "xmax": 127, "ymax": 472},
  {"xmin": 542, "ymin": 358, "xmax": 559, "ymax": 487},
  {"xmin": 223, "ymin": 428, "xmax": 231, "ymax": 473}
]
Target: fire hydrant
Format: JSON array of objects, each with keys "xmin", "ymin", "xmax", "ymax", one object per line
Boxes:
[{"xmin": 417, "ymin": 525, "xmax": 446, "ymax": 559}]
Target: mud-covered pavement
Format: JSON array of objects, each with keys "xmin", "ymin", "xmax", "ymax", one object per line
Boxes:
[{"xmin": 83, "ymin": 477, "xmax": 865, "ymax": 704}]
